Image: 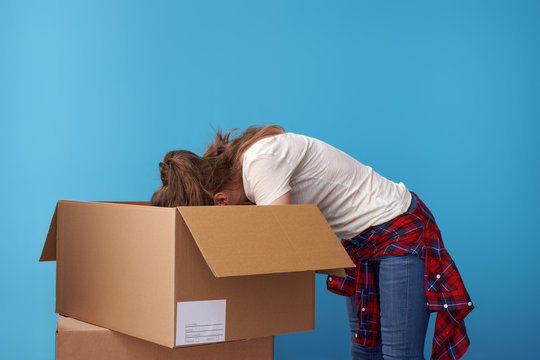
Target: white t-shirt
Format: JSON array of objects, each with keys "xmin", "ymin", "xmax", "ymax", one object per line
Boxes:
[{"xmin": 242, "ymin": 132, "xmax": 412, "ymax": 239}]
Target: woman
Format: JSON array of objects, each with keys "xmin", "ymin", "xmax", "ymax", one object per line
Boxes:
[{"xmin": 151, "ymin": 125, "xmax": 473, "ymax": 360}]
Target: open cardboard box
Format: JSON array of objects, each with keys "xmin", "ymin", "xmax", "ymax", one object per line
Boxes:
[
  {"xmin": 41, "ymin": 201, "xmax": 353, "ymax": 348},
  {"xmin": 56, "ymin": 315, "xmax": 274, "ymax": 360}
]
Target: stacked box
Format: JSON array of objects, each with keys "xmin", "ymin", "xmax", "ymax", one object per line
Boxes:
[{"xmin": 56, "ymin": 315, "xmax": 274, "ymax": 360}]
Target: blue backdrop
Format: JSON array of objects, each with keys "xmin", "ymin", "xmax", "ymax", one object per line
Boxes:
[{"xmin": 1, "ymin": 1, "xmax": 539, "ymax": 359}]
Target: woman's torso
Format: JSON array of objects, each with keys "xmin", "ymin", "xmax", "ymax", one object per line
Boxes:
[{"xmin": 241, "ymin": 132, "xmax": 411, "ymax": 239}]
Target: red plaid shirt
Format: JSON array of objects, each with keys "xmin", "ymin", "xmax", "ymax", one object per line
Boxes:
[{"xmin": 327, "ymin": 192, "xmax": 473, "ymax": 360}]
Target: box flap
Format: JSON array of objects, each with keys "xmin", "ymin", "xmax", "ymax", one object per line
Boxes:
[
  {"xmin": 316, "ymin": 268, "xmax": 348, "ymax": 277},
  {"xmin": 40, "ymin": 202, "xmax": 58, "ymax": 261},
  {"xmin": 57, "ymin": 315, "xmax": 106, "ymax": 332},
  {"xmin": 39, "ymin": 201, "xmax": 151, "ymax": 262},
  {"xmin": 177, "ymin": 205, "xmax": 354, "ymax": 277}
]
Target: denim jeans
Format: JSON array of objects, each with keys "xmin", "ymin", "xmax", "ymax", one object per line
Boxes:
[{"xmin": 346, "ymin": 254, "xmax": 431, "ymax": 360}]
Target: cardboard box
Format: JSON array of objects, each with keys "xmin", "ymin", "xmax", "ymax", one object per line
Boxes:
[
  {"xmin": 56, "ymin": 315, "xmax": 274, "ymax": 360},
  {"xmin": 40, "ymin": 201, "xmax": 354, "ymax": 348}
]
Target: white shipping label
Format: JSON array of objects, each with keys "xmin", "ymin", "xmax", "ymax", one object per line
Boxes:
[{"xmin": 176, "ymin": 300, "xmax": 226, "ymax": 346}]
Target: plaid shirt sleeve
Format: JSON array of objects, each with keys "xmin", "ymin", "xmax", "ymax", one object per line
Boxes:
[
  {"xmin": 326, "ymin": 267, "xmax": 356, "ymax": 297},
  {"xmin": 327, "ymin": 192, "xmax": 474, "ymax": 360}
]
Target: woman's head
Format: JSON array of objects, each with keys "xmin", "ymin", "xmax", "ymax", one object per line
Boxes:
[
  {"xmin": 151, "ymin": 124, "xmax": 285, "ymax": 207},
  {"xmin": 150, "ymin": 150, "xmax": 215, "ymax": 207}
]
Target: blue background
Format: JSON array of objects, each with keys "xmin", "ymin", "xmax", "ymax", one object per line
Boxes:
[{"xmin": 1, "ymin": 1, "xmax": 539, "ymax": 359}]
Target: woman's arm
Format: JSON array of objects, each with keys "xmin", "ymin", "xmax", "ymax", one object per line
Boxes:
[{"xmin": 268, "ymin": 191, "xmax": 290, "ymax": 205}]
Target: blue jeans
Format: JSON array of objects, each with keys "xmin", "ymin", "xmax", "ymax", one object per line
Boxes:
[{"xmin": 346, "ymin": 254, "xmax": 431, "ymax": 360}]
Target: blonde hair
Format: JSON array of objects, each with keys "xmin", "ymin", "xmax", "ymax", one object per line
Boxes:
[{"xmin": 151, "ymin": 125, "xmax": 285, "ymax": 207}]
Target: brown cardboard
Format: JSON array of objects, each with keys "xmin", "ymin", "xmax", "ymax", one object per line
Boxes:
[
  {"xmin": 178, "ymin": 205, "xmax": 354, "ymax": 276},
  {"xmin": 41, "ymin": 201, "xmax": 354, "ymax": 348},
  {"xmin": 56, "ymin": 315, "xmax": 274, "ymax": 360}
]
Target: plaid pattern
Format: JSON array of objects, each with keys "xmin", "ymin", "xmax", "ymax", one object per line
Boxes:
[{"xmin": 327, "ymin": 192, "xmax": 473, "ymax": 360}]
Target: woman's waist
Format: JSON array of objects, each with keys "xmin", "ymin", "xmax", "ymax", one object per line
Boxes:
[{"xmin": 340, "ymin": 191, "xmax": 415, "ymax": 241}]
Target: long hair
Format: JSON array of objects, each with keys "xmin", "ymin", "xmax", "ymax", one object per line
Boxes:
[
  {"xmin": 203, "ymin": 124, "xmax": 285, "ymax": 183},
  {"xmin": 151, "ymin": 125, "xmax": 285, "ymax": 207}
]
